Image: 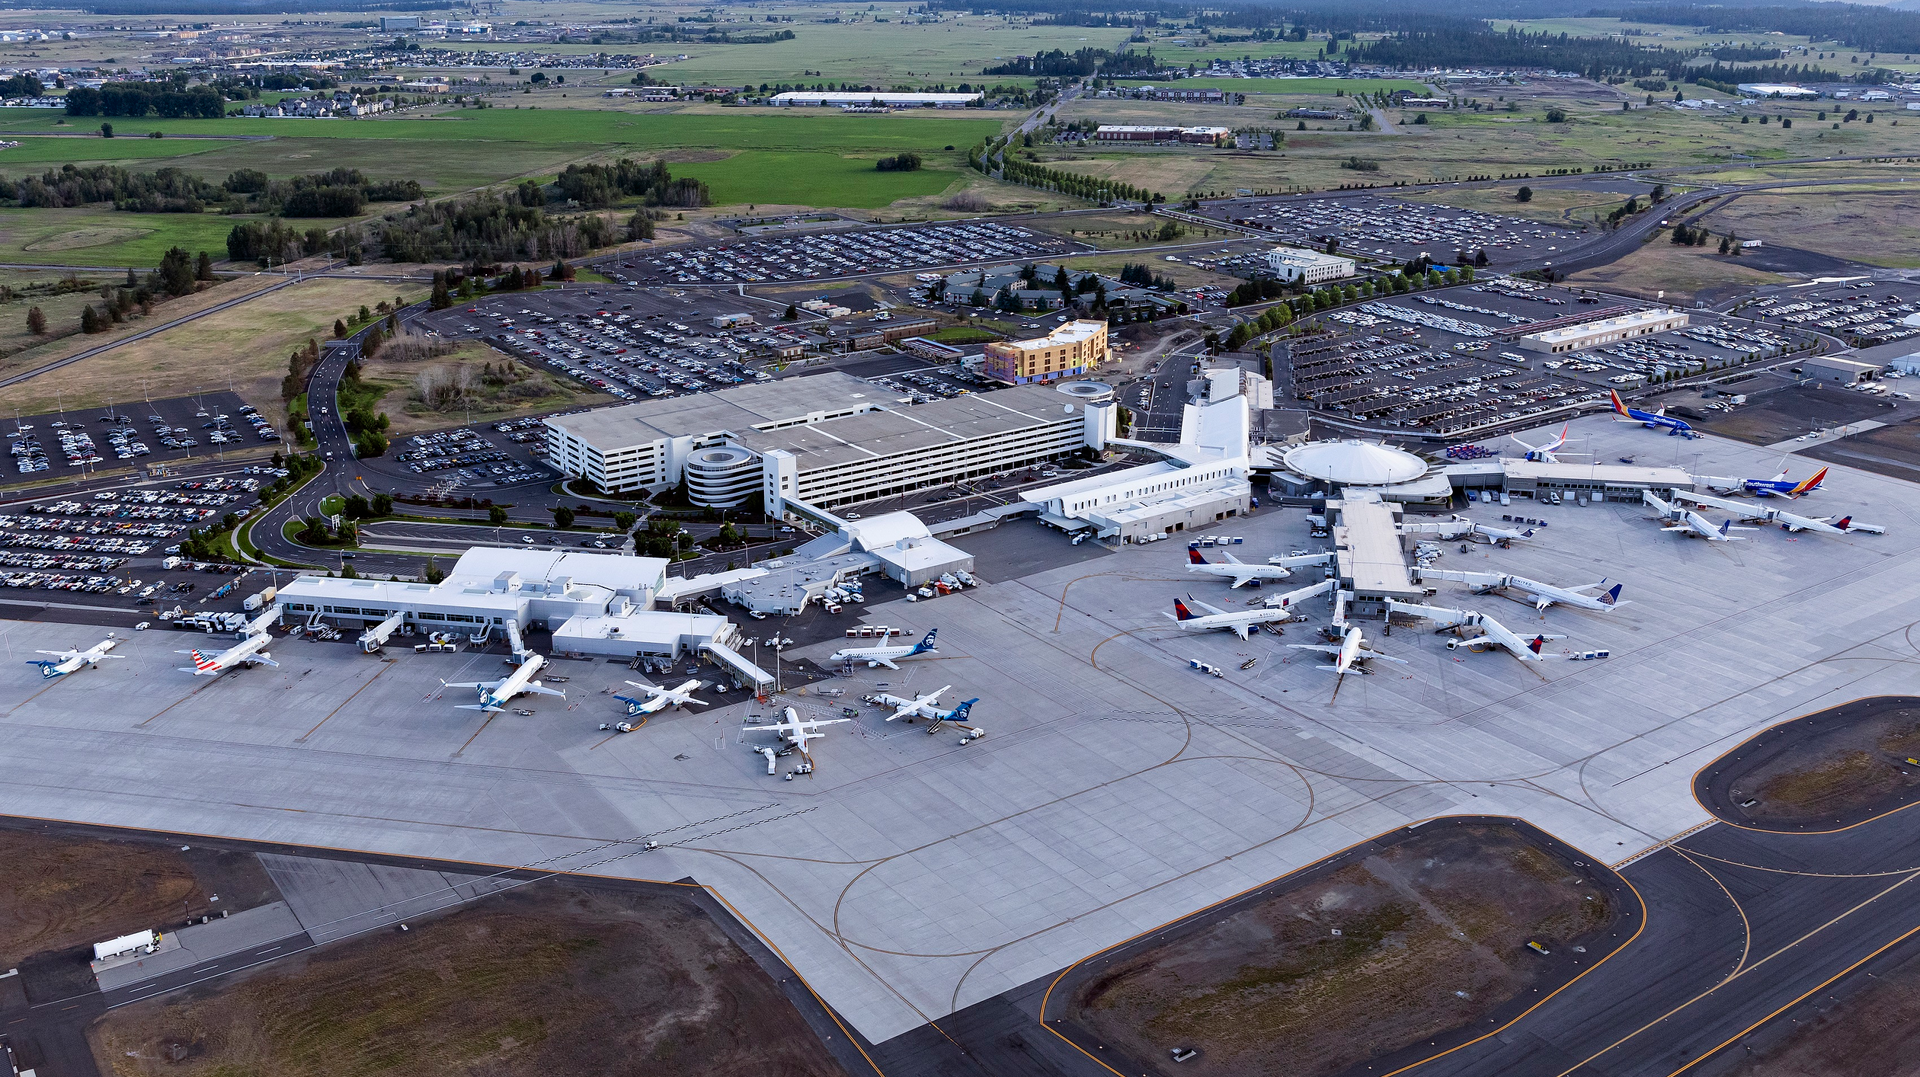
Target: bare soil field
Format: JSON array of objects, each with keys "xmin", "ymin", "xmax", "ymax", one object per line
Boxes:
[
  {"xmin": 0, "ymin": 276, "xmax": 422, "ymax": 429},
  {"xmin": 88, "ymin": 881, "xmax": 847, "ymax": 1077},
  {"xmin": 1069, "ymin": 824, "xmax": 1611, "ymax": 1076},
  {"xmin": 363, "ymin": 337, "xmax": 611, "ymax": 436},
  {"xmin": 1702, "ymin": 190, "xmax": 1920, "ymax": 270},
  {"xmin": 1704, "ymin": 697, "xmax": 1920, "ymax": 827},
  {"xmin": 1565, "ymin": 238, "xmax": 1786, "ymax": 305},
  {"xmin": 1684, "ymin": 385, "xmax": 1894, "ymax": 445},
  {"xmin": 1804, "ymin": 417, "xmax": 1920, "ymax": 483},
  {"xmin": 0, "ymin": 827, "xmax": 276, "ymax": 969}
]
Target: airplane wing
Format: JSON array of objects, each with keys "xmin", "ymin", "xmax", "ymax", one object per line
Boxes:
[
  {"xmin": 1220, "ymin": 550, "xmax": 1245, "ymax": 565},
  {"xmin": 457, "ymin": 703, "xmax": 503, "ymax": 713},
  {"xmin": 1286, "ymin": 643, "xmax": 1342, "ymax": 655},
  {"xmin": 524, "ymin": 684, "xmax": 566, "ymax": 698},
  {"xmin": 1189, "ymin": 598, "xmax": 1232, "ymax": 617},
  {"xmin": 1362, "ymin": 650, "xmax": 1409, "ymax": 664},
  {"xmin": 33, "ymin": 650, "xmax": 81, "ymax": 660},
  {"xmin": 440, "ymin": 679, "xmax": 501, "ymax": 690},
  {"xmin": 253, "ymin": 656, "xmax": 281, "ymax": 668},
  {"xmin": 1231, "ymin": 623, "xmax": 1254, "ymax": 641},
  {"xmin": 871, "ymin": 656, "xmax": 901, "ymax": 670}
]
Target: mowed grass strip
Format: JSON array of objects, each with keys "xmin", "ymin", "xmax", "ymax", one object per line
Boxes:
[
  {"xmin": 0, "ymin": 106, "xmax": 1005, "ymax": 151},
  {"xmin": 673, "ymin": 150, "xmax": 960, "ymax": 208},
  {"xmin": 0, "ymin": 207, "xmax": 256, "ymax": 266},
  {"xmin": 1114, "ymin": 77, "xmax": 1427, "ymax": 94}
]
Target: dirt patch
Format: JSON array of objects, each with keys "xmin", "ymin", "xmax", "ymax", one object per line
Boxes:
[
  {"xmin": 1682, "ymin": 385, "xmax": 1894, "ymax": 445},
  {"xmin": 1802, "ymin": 418, "xmax": 1920, "ymax": 483},
  {"xmin": 1703, "ymin": 190, "xmax": 1920, "ymax": 271},
  {"xmin": 23, "ymin": 227, "xmax": 152, "ymax": 252},
  {"xmin": 1565, "ymin": 239, "xmax": 1786, "ymax": 305},
  {"xmin": 1068, "ymin": 824, "xmax": 1610, "ymax": 1076},
  {"xmin": 87, "ymin": 881, "xmax": 846, "ymax": 1077},
  {"xmin": 0, "ymin": 827, "xmax": 274, "ymax": 969},
  {"xmin": 1705, "ymin": 697, "xmax": 1920, "ymax": 827}
]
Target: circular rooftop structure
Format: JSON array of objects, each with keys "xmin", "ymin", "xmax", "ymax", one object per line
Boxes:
[
  {"xmin": 1057, "ymin": 380, "xmax": 1115, "ymax": 402},
  {"xmin": 1282, "ymin": 440, "xmax": 1428, "ymax": 487}
]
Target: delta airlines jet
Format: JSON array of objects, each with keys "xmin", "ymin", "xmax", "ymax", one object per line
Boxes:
[
  {"xmin": 1187, "ymin": 547, "xmax": 1331, "ymax": 587},
  {"xmin": 31, "ymin": 635, "xmax": 123, "ymax": 678},
  {"xmin": 1168, "ymin": 596, "xmax": 1299, "ymax": 641}
]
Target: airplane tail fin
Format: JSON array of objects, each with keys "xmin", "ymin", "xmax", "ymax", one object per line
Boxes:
[
  {"xmin": 1173, "ymin": 599, "xmax": 1196, "ymax": 621},
  {"xmin": 1188, "ymin": 547, "xmax": 1208, "ymax": 565},
  {"xmin": 951, "ymin": 699, "xmax": 978, "ymax": 722},
  {"xmin": 1601, "ymin": 583, "xmax": 1623, "ymax": 606},
  {"xmin": 1529, "ymin": 635, "xmax": 1547, "ymax": 654},
  {"xmin": 1835, "ymin": 516, "xmax": 1853, "ymax": 530},
  {"xmin": 190, "ymin": 649, "xmax": 217, "ymax": 672},
  {"xmin": 1608, "ymin": 389, "xmax": 1628, "ymax": 416},
  {"xmin": 1719, "ymin": 520, "xmax": 1733, "ymax": 538},
  {"xmin": 912, "ymin": 628, "xmax": 938, "ymax": 654},
  {"xmin": 1790, "ymin": 467, "xmax": 1829, "ymax": 496}
]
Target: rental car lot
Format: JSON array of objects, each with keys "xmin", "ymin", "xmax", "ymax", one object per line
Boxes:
[
  {"xmin": 1742, "ymin": 280, "xmax": 1920, "ymax": 348},
  {"xmin": 1196, "ymin": 193, "xmax": 1589, "ymax": 267},
  {"xmin": 601, "ymin": 221, "xmax": 1082, "ymax": 286},
  {"xmin": 3, "ymin": 392, "xmax": 266, "ymax": 478}
]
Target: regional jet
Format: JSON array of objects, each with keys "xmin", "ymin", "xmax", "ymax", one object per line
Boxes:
[
  {"xmin": 1610, "ymin": 389, "xmax": 1697, "ymax": 438},
  {"xmin": 866, "ymin": 686, "xmax": 984, "ymax": 742},
  {"xmin": 442, "ymin": 652, "xmax": 566, "ymax": 712},
  {"xmin": 830, "ymin": 628, "xmax": 937, "ymax": 670},
  {"xmin": 1168, "ymin": 596, "xmax": 1300, "ymax": 641},
  {"xmin": 1644, "ymin": 490, "xmax": 1753, "ymax": 541},
  {"xmin": 613, "ymin": 678, "xmax": 706, "ymax": 718},
  {"xmin": 177, "ymin": 633, "xmax": 278, "ymax": 676},
  {"xmin": 31, "ymin": 634, "xmax": 123, "ymax": 678},
  {"xmin": 1386, "ymin": 600, "xmax": 1566, "ymax": 662},
  {"xmin": 1187, "ymin": 547, "xmax": 1331, "ymax": 587},
  {"xmin": 1676, "ymin": 490, "xmax": 1882, "ymax": 536},
  {"xmin": 1509, "ymin": 421, "xmax": 1586, "ymax": 463},
  {"xmin": 1422, "ymin": 570, "xmax": 1624, "ymax": 613},
  {"xmin": 1400, "ymin": 515, "xmax": 1537, "ymax": 547}
]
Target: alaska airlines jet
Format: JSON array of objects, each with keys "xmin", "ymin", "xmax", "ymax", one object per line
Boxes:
[
  {"xmin": 1610, "ymin": 389, "xmax": 1697, "ymax": 438},
  {"xmin": 830, "ymin": 628, "xmax": 937, "ymax": 670},
  {"xmin": 31, "ymin": 635, "xmax": 123, "ymax": 678}
]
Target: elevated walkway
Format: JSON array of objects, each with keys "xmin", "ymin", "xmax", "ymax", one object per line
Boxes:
[{"xmin": 701, "ymin": 639, "xmax": 773, "ymax": 689}]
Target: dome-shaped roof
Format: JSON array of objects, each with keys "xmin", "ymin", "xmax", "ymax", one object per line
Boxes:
[{"xmin": 1282, "ymin": 440, "xmax": 1428, "ymax": 486}]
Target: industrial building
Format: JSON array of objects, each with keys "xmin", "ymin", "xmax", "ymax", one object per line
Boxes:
[
  {"xmin": 1265, "ymin": 247, "xmax": 1357, "ymax": 285},
  {"xmin": 275, "ymin": 548, "xmax": 772, "ymax": 686},
  {"xmin": 1518, "ymin": 309, "xmax": 1690, "ymax": 354},
  {"xmin": 982, "ymin": 320, "xmax": 1110, "ymax": 384},
  {"xmin": 1800, "ymin": 355, "xmax": 1882, "ymax": 385},
  {"xmin": 1094, "ymin": 125, "xmax": 1232, "ymax": 143},
  {"xmin": 769, "ymin": 91, "xmax": 981, "ymax": 107}
]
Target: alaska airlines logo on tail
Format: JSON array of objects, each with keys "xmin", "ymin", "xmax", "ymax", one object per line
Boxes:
[{"xmin": 910, "ymin": 628, "xmax": 938, "ymax": 653}]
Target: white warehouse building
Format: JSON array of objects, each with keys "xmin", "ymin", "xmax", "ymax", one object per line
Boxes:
[
  {"xmin": 545, "ymin": 374, "xmax": 1115, "ymax": 518},
  {"xmin": 769, "ymin": 91, "xmax": 981, "ymax": 107},
  {"xmin": 1518, "ymin": 309, "xmax": 1689, "ymax": 354},
  {"xmin": 1265, "ymin": 247, "xmax": 1356, "ymax": 285}
]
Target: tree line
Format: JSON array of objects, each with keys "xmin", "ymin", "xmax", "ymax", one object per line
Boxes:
[{"xmin": 64, "ymin": 81, "xmax": 224, "ymax": 118}]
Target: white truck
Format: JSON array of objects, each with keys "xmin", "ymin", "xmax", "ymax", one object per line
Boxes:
[
  {"xmin": 93, "ymin": 929, "xmax": 159, "ymax": 962},
  {"xmin": 243, "ymin": 586, "xmax": 278, "ymax": 612}
]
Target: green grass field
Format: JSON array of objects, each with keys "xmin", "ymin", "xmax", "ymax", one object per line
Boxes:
[
  {"xmin": 0, "ymin": 207, "xmax": 248, "ymax": 265},
  {"xmin": 1142, "ymin": 38, "xmax": 1327, "ymax": 65},
  {"xmin": 1115, "ymin": 77, "xmax": 1427, "ymax": 95},
  {"xmin": 673, "ymin": 150, "xmax": 960, "ymax": 208},
  {"xmin": 0, "ymin": 135, "xmax": 233, "ymax": 167}
]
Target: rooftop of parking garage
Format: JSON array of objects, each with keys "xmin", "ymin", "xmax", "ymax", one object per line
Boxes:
[
  {"xmin": 732, "ymin": 385, "xmax": 1082, "ymax": 474},
  {"xmin": 543, "ymin": 372, "xmax": 890, "ymax": 451}
]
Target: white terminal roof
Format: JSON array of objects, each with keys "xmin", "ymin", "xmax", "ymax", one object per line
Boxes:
[
  {"xmin": 1283, "ymin": 440, "xmax": 1428, "ymax": 486},
  {"xmin": 1523, "ymin": 308, "xmax": 1685, "ymax": 346},
  {"xmin": 771, "ymin": 91, "xmax": 982, "ymax": 104},
  {"xmin": 733, "ymin": 385, "xmax": 1076, "ymax": 474},
  {"xmin": 547, "ymin": 372, "xmax": 888, "ymax": 451}
]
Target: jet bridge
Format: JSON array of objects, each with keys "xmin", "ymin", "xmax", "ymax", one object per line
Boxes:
[
  {"xmin": 700, "ymin": 639, "xmax": 773, "ymax": 692},
  {"xmin": 358, "ymin": 610, "xmax": 406, "ymax": 653}
]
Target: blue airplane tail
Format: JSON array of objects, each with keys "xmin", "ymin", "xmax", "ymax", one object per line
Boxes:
[
  {"xmin": 27, "ymin": 660, "xmax": 57, "ymax": 676},
  {"xmin": 910, "ymin": 627, "xmax": 938, "ymax": 654},
  {"xmin": 948, "ymin": 699, "xmax": 978, "ymax": 722},
  {"xmin": 1601, "ymin": 583, "xmax": 1623, "ymax": 606}
]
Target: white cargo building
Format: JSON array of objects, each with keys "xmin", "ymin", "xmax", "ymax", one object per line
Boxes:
[
  {"xmin": 770, "ymin": 91, "xmax": 980, "ymax": 107},
  {"xmin": 1517, "ymin": 309, "xmax": 1689, "ymax": 354},
  {"xmin": 1265, "ymin": 247, "xmax": 1356, "ymax": 285}
]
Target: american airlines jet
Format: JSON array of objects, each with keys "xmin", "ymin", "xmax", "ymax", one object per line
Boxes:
[{"xmin": 177, "ymin": 633, "xmax": 278, "ymax": 676}]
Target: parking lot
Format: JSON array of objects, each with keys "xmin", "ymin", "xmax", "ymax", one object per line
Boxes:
[
  {"xmin": 4, "ymin": 392, "xmax": 268, "ymax": 478},
  {"xmin": 1287, "ymin": 280, "xmax": 1802, "ymax": 435},
  {"xmin": 1742, "ymin": 280, "xmax": 1920, "ymax": 348},
  {"xmin": 598, "ymin": 220, "xmax": 1084, "ymax": 286},
  {"xmin": 1196, "ymin": 193, "xmax": 1591, "ymax": 267}
]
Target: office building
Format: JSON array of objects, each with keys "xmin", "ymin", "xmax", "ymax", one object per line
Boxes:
[{"xmin": 1265, "ymin": 247, "xmax": 1357, "ymax": 285}]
